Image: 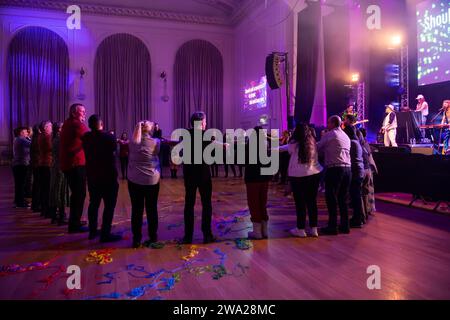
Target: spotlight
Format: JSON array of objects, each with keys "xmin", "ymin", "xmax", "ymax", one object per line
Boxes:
[
  {"xmin": 390, "ymin": 34, "xmax": 402, "ymax": 47},
  {"xmin": 351, "ymin": 73, "xmax": 360, "ymax": 83}
]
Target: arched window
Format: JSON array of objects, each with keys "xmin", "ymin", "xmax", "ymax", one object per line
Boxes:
[
  {"xmin": 94, "ymin": 33, "xmax": 151, "ymax": 136},
  {"xmin": 8, "ymin": 27, "xmax": 69, "ymax": 133},
  {"xmin": 174, "ymin": 40, "xmax": 223, "ymax": 129}
]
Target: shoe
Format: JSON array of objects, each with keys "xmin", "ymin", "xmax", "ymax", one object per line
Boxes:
[
  {"xmin": 68, "ymin": 226, "xmax": 89, "ymax": 234},
  {"xmin": 247, "ymin": 222, "xmax": 263, "ymax": 239},
  {"xmin": 203, "ymin": 234, "xmax": 217, "ymax": 244},
  {"xmin": 338, "ymin": 226, "xmax": 350, "ymax": 234},
  {"xmin": 132, "ymin": 241, "xmax": 141, "ymax": 248},
  {"xmin": 181, "ymin": 236, "xmax": 193, "ymax": 244},
  {"xmin": 100, "ymin": 233, "xmax": 122, "ymax": 243},
  {"xmin": 320, "ymin": 226, "xmax": 338, "ymax": 235},
  {"xmin": 149, "ymin": 235, "xmax": 158, "ymax": 243},
  {"xmin": 261, "ymin": 221, "xmax": 268, "ymax": 239},
  {"xmin": 349, "ymin": 219, "xmax": 363, "ymax": 228},
  {"xmin": 290, "ymin": 228, "xmax": 307, "ymax": 238},
  {"xmin": 310, "ymin": 227, "xmax": 319, "ymax": 238},
  {"xmin": 88, "ymin": 230, "xmax": 99, "ymax": 240}
]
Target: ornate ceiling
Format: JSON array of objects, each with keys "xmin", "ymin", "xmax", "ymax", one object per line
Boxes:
[{"xmin": 0, "ymin": 0, "xmax": 258, "ymax": 26}]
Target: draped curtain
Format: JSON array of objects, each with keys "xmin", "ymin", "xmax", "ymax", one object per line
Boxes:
[
  {"xmin": 294, "ymin": 2, "xmax": 321, "ymax": 124},
  {"xmin": 323, "ymin": 6, "xmax": 350, "ymax": 117},
  {"xmin": 8, "ymin": 26, "xmax": 69, "ymax": 135},
  {"xmin": 95, "ymin": 33, "xmax": 151, "ymax": 137},
  {"xmin": 174, "ymin": 40, "xmax": 223, "ymax": 130}
]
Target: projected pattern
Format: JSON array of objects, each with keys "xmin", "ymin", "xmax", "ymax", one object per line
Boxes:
[{"xmin": 417, "ymin": 1, "xmax": 450, "ymax": 86}]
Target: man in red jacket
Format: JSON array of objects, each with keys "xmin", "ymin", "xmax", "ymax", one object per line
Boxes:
[{"xmin": 60, "ymin": 103, "xmax": 89, "ymax": 233}]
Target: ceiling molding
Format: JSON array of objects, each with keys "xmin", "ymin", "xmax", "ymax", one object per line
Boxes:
[{"xmin": 0, "ymin": 0, "xmax": 232, "ymax": 26}]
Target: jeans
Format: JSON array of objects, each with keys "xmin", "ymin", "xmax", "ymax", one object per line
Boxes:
[
  {"xmin": 128, "ymin": 180, "xmax": 160, "ymax": 243},
  {"xmin": 245, "ymin": 181, "xmax": 269, "ymax": 223},
  {"xmin": 88, "ymin": 180, "xmax": 119, "ymax": 237},
  {"xmin": 64, "ymin": 166, "xmax": 87, "ymax": 230},
  {"xmin": 12, "ymin": 165, "xmax": 27, "ymax": 206},
  {"xmin": 290, "ymin": 173, "xmax": 321, "ymax": 229},
  {"xmin": 183, "ymin": 174, "xmax": 213, "ymax": 238},
  {"xmin": 324, "ymin": 167, "xmax": 351, "ymax": 231}
]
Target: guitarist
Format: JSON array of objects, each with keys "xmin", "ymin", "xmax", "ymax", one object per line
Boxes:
[{"xmin": 380, "ymin": 104, "xmax": 398, "ymax": 147}]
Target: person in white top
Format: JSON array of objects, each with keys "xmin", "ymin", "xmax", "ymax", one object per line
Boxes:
[
  {"xmin": 279, "ymin": 124, "xmax": 323, "ymax": 238},
  {"xmin": 380, "ymin": 104, "xmax": 398, "ymax": 147},
  {"xmin": 415, "ymin": 94, "xmax": 429, "ymax": 126}
]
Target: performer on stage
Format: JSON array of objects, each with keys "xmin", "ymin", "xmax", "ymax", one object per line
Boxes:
[
  {"xmin": 440, "ymin": 100, "xmax": 450, "ymax": 155},
  {"xmin": 415, "ymin": 94, "xmax": 429, "ymax": 126},
  {"xmin": 381, "ymin": 104, "xmax": 398, "ymax": 147},
  {"xmin": 342, "ymin": 105, "xmax": 357, "ymax": 121}
]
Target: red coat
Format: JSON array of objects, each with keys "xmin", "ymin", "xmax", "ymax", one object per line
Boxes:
[{"xmin": 60, "ymin": 118, "xmax": 88, "ymax": 171}]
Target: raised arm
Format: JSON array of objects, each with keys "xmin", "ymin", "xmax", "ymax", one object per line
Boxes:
[{"xmin": 132, "ymin": 122, "xmax": 142, "ymax": 144}]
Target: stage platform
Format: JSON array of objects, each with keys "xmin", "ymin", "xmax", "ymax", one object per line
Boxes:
[{"xmin": 0, "ymin": 167, "xmax": 449, "ymax": 300}]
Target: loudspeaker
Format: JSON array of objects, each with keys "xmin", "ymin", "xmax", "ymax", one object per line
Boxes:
[{"xmin": 265, "ymin": 53, "xmax": 284, "ymax": 89}]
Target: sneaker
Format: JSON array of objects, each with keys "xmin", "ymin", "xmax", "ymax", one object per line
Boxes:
[
  {"xmin": 310, "ymin": 227, "xmax": 319, "ymax": 238},
  {"xmin": 349, "ymin": 220, "xmax": 363, "ymax": 228},
  {"xmin": 100, "ymin": 233, "xmax": 122, "ymax": 243},
  {"xmin": 290, "ymin": 228, "xmax": 307, "ymax": 238}
]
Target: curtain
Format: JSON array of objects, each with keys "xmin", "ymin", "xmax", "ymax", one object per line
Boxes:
[
  {"xmin": 323, "ymin": 6, "xmax": 350, "ymax": 117},
  {"xmin": 174, "ymin": 40, "xmax": 223, "ymax": 130},
  {"xmin": 294, "ymin": 2, "xmax": 321, "ymax": 124},
  {"xmin": 8, "ymin": 27, "xmax": 69, "ymax": 135},
  {"xmin": 95, "ymin": 33, "xmax": 151, "ymax": 137}
]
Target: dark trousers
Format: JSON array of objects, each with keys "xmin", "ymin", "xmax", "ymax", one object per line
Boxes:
[
  {"xmin": 245, "ymin": 181, "xmax": 269, "ymax": 223},
  {"xmin": 12, "ymin": 165, "xmax": 27, "ymax": 206},
  {"xmin": 88, "ymin": 180, "xmax": 119, "ymax": 237},
  {"xmin": 25, "ymin": 165, "xmax": 32, "ymax": 198},
  {"xmin": 290, "ymin": 173, "xmax": 321, "ymax": 229},
  {"xmin": 279, "ymin": 153, "xmax": 290, "ymax": 183},
  {"xmin": 224, "ymin": 164, "xmax": 236, "ymax": 177},
  {"xmin": 39, "ymin": 166, "xmax": 51, "ymax": 217},
  {"xmin": 119, "ymin": 157, "xmax": 128, "ymax": 179},
  {"xmin": 184, "ymin": 176, "xmax": 213, "ymax": 238},
  {"xmin": 210, "ymin": 164, "xmax": 219, "ymax": 177},
  {"xmin": 31, "ymin": 167, "xmax": 41, "ymax": 211},
  {"xmin": 349, "ymin": 177, "xmax": 364, "ymax": 224},
  {"xmin": 128, "ymin": 180, "xmax": 160, "ymax": 243},
  {"xmin": 65, "ymin": 166, "xmax": 87, "ymax": 230},
  {"xmin": 324, "ymin": 167, "xmax": 351, "ymax": 231}
]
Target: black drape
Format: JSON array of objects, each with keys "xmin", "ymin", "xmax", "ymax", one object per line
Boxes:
[
  {"xmin": 294, "ymin": 2, "xmax": 321, "ymax": 124},
  {"xmin": 323, "ymin": 6, "xmax": 350, "ymax": 117}
]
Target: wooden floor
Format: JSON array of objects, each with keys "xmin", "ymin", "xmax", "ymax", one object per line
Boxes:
[{"xmin": 0, "ymin": 166, "xmax": 449, "ymax": 300}]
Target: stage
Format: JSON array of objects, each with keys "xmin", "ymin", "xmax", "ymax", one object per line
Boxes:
[{"xmin": 0, "ymin": 167, "xmax": 449, "ymax": 300}]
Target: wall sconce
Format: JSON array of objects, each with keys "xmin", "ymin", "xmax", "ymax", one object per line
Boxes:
[
  {"xmin": 76, "ymin": 67, "xmax": 86, "ymax": 100},
  {"xmin": 160, "ymin": 71, "xmax": 169, "ymax": 102}
]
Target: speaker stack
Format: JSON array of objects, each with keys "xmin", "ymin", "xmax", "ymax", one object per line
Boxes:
[{"xmin": 265, "ymin": 53, "xmax": 284, "ymax": 90}]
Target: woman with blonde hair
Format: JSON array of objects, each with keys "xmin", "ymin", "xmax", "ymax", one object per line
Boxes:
[{"xmin": 127, "ymin": 120, "xmax": 161, "ymax": 248}]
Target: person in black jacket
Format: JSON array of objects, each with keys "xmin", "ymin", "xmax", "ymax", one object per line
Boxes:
[
  {"xmin": 82, "ymin": 114, "xmax": 122, "ymax": 242},
  {"xmin": 244, "ymin": 126, "xmax": 272, "ymax": 239},
  {"xmin": 182, "ymin": 111, "xmax": 218, "ymax": 244},
  {"xmin": 343, "ymin": 125, "xmax": 365, "ymax": 228}
]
